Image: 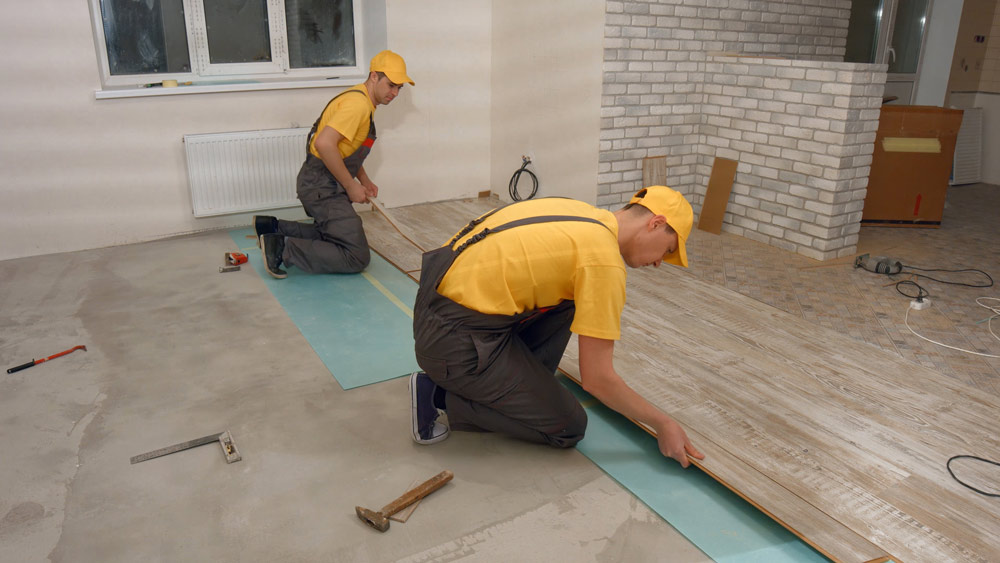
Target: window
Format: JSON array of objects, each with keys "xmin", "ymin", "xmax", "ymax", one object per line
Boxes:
[{"xmin": 92, "ymin": 0, "xmax": 365, "ymax": 89}]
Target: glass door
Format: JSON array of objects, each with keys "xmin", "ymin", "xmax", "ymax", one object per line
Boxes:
[{"xmin": 846, "ymin": 0, "xmax": 931, "ymax": 104}]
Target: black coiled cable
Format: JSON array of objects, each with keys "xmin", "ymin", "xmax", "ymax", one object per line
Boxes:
[{"xmin": 509, "ymin": 157, "xmax": 538, "ymax": 201}]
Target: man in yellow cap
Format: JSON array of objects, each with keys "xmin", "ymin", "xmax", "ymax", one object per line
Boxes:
[
  {"xmin": 255, "ymin": 50, "xmax": 415, "ymax": 278},
  {"xmin": 409, "ymin": 186, "xmax": 706, "ymax": 468}
]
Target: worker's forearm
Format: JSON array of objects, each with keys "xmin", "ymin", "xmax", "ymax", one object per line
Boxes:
[
  {"xmin": 584, "ymin": 373, "xmax": 672, "ymax": 431},
  {"xmin": 320, "ymin": 148, "xmax": 357, "ymax": 189}
]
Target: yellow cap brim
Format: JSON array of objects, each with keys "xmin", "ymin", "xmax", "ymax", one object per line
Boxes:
[
  {"xmin": 384, "ymin": 71, "xmax": 414, "ymax": 86},
  {"xmin": 662, "ymin": 235, "xmax": 688, "ymax": 267}
]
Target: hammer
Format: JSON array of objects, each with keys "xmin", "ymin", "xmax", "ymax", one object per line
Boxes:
[{"xmin": 355, "ymin": 470, "xmax": 453, "ymax": 532}]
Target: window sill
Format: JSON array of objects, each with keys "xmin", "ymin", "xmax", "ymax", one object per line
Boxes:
[{"xmin": 95, "ymin": 76, "xmax": 364, "ymax": 100}]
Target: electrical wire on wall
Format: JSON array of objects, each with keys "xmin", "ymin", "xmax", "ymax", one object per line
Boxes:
[{"xmin": 509, "ymin": 156, "xmax": 538, "ymax": 201}]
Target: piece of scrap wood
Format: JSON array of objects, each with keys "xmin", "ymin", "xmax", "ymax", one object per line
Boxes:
[
  {"xmin": 697, "ymin": 157, "xmax": 738, "ymax": 234},
  {"xmin": 642, "ymin": 156, "xmax": 668, "ymax": 188},
  {"xmin": 389, "ymin": 479, "xmax": 423, "ymax": 523}
]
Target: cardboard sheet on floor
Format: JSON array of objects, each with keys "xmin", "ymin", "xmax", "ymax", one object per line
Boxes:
[
  {"xmin": 560, "ymin": 376, "xmax": 828, "ymax": 563},
  {"xmin": 230, "ymin": 228, "xmax": 418, "ymax": 389}
]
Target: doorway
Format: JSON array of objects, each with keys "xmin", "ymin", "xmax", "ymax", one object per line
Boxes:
[{"xmin": 845, "ymin": 0, "xmax": 931, "ymax": 104}]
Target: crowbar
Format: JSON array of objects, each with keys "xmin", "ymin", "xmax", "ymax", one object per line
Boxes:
[{"xmin": 7, "ymin": 345, "xmax": 87, "ymax": 374}]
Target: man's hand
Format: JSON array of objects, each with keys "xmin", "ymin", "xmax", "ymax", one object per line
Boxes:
[
  {"xmin": 344, "ymin": 180, "xmax": 370, "ymax": 203},
  {"xmin": 357, "ymin": 166, "xmax": 379, "ymax": 200},
  {"xmin": 360, "ymin": 179, "xmax": 379, "ymax": 200},
  {"xmin": 654, "ymin": 416, "xmax": 705, "ymax": 468}
]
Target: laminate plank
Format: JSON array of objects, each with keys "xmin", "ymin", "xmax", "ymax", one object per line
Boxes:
[
  {"xmin": 359, "ymin": 211, "xmax": 423, "ymax": 274},
  {"xmin": 360, "ymin": 196, "xmax": 500, "ymax": 281}
]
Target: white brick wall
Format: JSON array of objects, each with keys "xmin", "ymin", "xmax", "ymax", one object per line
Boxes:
[{"xmin": 601, "ymin": 0, "xmax": 888, "ymax": 260}]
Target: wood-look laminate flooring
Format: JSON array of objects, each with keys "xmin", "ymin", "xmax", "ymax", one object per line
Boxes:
[{"xmin": 360, "ymin": 185, "xmax": 1000, "ymax": 563}]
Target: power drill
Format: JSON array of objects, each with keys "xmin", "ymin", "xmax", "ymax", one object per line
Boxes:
[{"xmin": 854, "ymin": 253, "xmax": 902, "ymax": 275}]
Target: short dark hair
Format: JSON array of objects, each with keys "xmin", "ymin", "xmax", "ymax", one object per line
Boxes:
[{"xmin": 621, "ymin": 202, "xmax": 676, "ymax": 234}]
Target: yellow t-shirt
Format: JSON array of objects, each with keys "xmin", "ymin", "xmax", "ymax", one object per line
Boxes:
[
  {"xmin": 438, "ymin": 199, "xmax": 627, "ymax": 340},
  {"xmin": 307, "ymin": 85, "xmax": 375, "ymax": 160}
]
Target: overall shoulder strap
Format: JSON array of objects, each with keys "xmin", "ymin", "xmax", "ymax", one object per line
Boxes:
[
  {"xmin": 308, "ymin": 89, "xmax": 372, "ymax": 146},
  {"xmin": 453, "ymin": 214, "xmax": 612, "ymax": 255}
]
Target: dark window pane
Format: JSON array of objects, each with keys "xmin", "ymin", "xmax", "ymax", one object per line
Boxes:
[
  {"xmin": 888, "ymin": 0, "xmax": 928, "ymax": 74},
  {"xmin": 101, "ymin": 0, "xmax": 190, "ymax": 75},
  {"xmin": 204, "ymin": 0, "xmax": 272, "ymax": 64},
  {"xmin": 844, "ymin": 0, "xmax": 883, "ymax": 64},
  {"xmin": 285, "ymin": 0, "xmax": 356, "ymax": 68}
]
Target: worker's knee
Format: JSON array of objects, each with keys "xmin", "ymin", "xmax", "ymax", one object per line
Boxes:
[
  {"xmin": 544, "ymin": 408, "xmax": 588, "ymax": 449},
  {"xmin": 344, "ymin": 247, "xmax": 371, "ymax": 273}
]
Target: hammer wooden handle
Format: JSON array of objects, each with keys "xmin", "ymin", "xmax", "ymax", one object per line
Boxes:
[{"xmin": 380, "ymin": 470, "xmax": 453, "ymax": 517}]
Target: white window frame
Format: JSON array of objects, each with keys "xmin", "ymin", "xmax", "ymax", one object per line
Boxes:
[{"xmin": 90, "ymin": 0, "xmax": 366, "ymax": 90}]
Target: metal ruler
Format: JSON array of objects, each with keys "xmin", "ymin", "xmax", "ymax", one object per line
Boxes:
[{"xmin": 130, "ymin": 430, "xmax": 241, "ymax": 464}]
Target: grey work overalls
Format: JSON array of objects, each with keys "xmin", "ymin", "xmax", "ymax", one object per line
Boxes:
[
  {"xmin": 276, "ymin": 89, "xmax": 376, "ymax": 274},
  {"xmin": 413, "ymin": 206, "xmax": 614, "ymax": 448}
]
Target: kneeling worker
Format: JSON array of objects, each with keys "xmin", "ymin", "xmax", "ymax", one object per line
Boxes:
[
  {"xmin": 410, "ymin": 186, "xmax": 706, "ymax": 467},
  {"xmin": 254, "ymin": 50, "xmax": 414, "ymax": 278}
]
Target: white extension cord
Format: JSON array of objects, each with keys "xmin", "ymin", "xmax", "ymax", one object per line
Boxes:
[{"xmin": 904, "ymin": 297, "xmax": 1000, "ymax": 358}]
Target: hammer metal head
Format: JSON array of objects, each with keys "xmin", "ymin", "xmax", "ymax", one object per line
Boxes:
[{"xmin": 355, "ymin": 506, "xmax": 389, "ymax": 532}]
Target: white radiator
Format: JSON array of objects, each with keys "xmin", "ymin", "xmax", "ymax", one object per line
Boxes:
[
  {"xmin": 184, "ymin": 127, "xmax": 310, "ymax": 217},
  {"xmin": 951, "ymin": 107, "xmax": 982, "ymax": 186}
]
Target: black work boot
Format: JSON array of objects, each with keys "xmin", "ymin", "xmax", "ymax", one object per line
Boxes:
[
  {"xmin": 253, "ymin": 215, "xmax": 279, "ymax": 243},
  {"xmin": 259, "ymin": 234, "xmax": 287, "ymax": 279}
]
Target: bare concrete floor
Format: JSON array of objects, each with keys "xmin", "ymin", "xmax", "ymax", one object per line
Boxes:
[{"xmin": 0, "ymin": 230, "xmax": 711, "ymax": 562}]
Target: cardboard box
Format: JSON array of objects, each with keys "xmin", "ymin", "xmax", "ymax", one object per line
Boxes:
[{"xmin": 861, "ymin": 105, "xmax": 964, "ymax": 227}]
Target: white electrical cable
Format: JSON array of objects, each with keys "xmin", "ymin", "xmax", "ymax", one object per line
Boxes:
[
  {"xmin": 978, "ymin": 297, "xmax": 1000, "ymax": 343},
  {"xmin": 903, "ymin": 297, "xmax": 1000, "ymax": 358}
]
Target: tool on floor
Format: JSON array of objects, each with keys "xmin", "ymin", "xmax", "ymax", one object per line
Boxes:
[
  {"xmin": 389, "ymin": 478, "xmax": 424, "ymax": 523},
  {"xmin": 355, "ymin": 470, "xmax": 453, "ymax": 532},
  {"xmin": 130, "ymin": 430, "xmax": 241, "ymax": 465},
  {"xmin": 220, "ymin": 251, "xmax": 247, "ymax": 273},
  {"xmin": 7, "ymin": 345, "xmax": 87, "ymax": 374},
  {"xmin": 854, "ymin": 253, "xmax": 902, "ymax": 275}
]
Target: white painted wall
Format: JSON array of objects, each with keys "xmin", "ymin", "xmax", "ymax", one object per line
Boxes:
[
  {"xmin": 0, "ymin": 0, "xmax": 492, "ymax": 261},
  {"xmin": 368, "ymin": 1, "xmax": 492, "ymax": 207},
  {"xmin": 490, "ymin": 1, "xmax": 605, "ymax": 204},
  {"xmin": 915, "ymin": 0, "xmax": 964, "ymax": 106}
]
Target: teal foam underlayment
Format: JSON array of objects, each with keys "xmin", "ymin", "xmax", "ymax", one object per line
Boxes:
[
  {"xmin": 560, "ymin": 375, "xmax": 830, "ymax": 563},
  {"xmin": 229, "ymin": 227, "xmax": 419, "ymax": 389}
]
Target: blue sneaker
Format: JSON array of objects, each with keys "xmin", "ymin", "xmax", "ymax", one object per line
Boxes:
[{"xmin": 409, "ymin": 372, "xmax": 449, "ymax": 444}]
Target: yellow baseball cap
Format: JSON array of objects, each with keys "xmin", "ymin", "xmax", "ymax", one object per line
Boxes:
[
  {"xmin": 370, "ymin": 50, "xmax": 414, "ymax": 86},
  {"xmin": 628, "ymin": 186, "xmax": 693, "ymax": 267}
]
